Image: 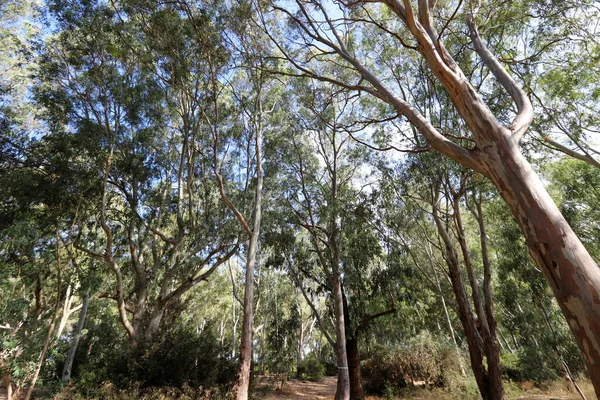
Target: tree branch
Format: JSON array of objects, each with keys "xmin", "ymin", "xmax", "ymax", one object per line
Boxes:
[{"xmin": 466, "ymin": 14, "xmax": 533, "ymax": 140}]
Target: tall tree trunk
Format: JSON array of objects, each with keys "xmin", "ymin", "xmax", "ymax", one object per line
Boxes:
[
  {"xmin": 452, "ymin": 189, "xmax": 503, "ymax": 400},
  {"xmin": 341, "ymin": 291, "xmax": 364, "ymax": 400},
  {"xmin": 433, "ymin": 205, "xmax": 492, "ymax": 400},
  {"xmin": 332, "ymin": 265, "xmax": 350, "ymax": 400},
  {"xmin": 331, "ymin": 135, "xmax": 350, "ymax": 400},
  {"xmin": 429, "ymin": 249, "xmax": 466, "ymax": 377},
  {"xmin": 472, "ymin": 194, "xmax": 503, "ymax": 400},
  {"xmin": 232, "ymin": 109, "xmax": 264, "ymax": 400},
  {"xmin": 62, "ymin": 290, "xmax": 90, "ymax": 382},
  {"xmin": 481, "ymin": 137, "xmax": 600, "ymax": 394},
  {"xmin": 297, "ymin": 314, "xmax": 305, "ymax": 372},
  {"xmin": 232, "ymin": 291, "xmax": 238, "ymax": 359}
]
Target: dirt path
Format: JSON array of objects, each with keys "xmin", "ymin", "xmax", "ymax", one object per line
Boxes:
[
  {"xmin": 262, "ymin": 376, "xmax": 337, "ymax": 400},
  {"xmin": 260, "ymin": 377, "xmax": 589, "ymax": 400}
]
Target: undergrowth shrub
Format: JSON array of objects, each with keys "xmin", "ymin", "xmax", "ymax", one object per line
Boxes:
[
  {"xmin": 296, "ymin": 356, "xmax": 325, "ymax": 382},
  {"xmin": 361, "ymin": 332, "xmax": 461, "ymax": 396},
  {"xmin": 72, "ymin": 317, "xmax": 235, "ymax": 396},
  {"xmin": 53, "ymin": 381, "xmax": 229, "ymax": 399}
]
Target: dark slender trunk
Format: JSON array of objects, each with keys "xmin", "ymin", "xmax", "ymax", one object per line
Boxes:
[
  {"xmin": 453, "ymin": 189, "xmax": 503, "ymax": 399},
  {"xmin": 35, "ymin": 275, "xmax": 42, "ymax": 316},
  {"xmin": 473, "ymin": 196, "xmax": 503, "ymax": 400},
  {"xmin": 433, "ymin": 206, "xmax": 491, "ymax": 399},
  {"xmin": 341, "ymin": 291, "xmax": 364, "ymax": 400},
  {"xmin": 346, "ymin": 336, "xmax": 364, "ymax": 400}
]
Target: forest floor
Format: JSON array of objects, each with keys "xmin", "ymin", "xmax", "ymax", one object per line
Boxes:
[
  {"xmin": 1, "ymin": 378, "xmax": 593, "ymax": 399},
  {"xmin": 259, "ymin": 376, "xmax": 595, "ymax": 400},
  {"xmin": 261, "ymin": 376, "xmax": 338, "ymax": 400}
]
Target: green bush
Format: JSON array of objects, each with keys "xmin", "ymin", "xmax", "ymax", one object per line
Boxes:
[
  {"xmin": 515, "ymin": 347, "xmax": 560, "ymax": 383},
  {"xmin": 71, "ymin": 318, "xmax": 236, "ymax": 395},
  {"xmin": 297, "ymin": 357, "xmax": 325, "ymax": 382},
  {"xmin": 323, "ymin": 360, "xmax": 338, "ymax": 377},
  {"xmin": 361, "ymin": 332, "xmax": 461, "ymax": 395},
  {"xmin": 124, "ymin": 326, "xmax": 236, "ymax": 389},
  {"xmin": 500, "ymin": 351, "xmax": 523, "ymax": 381}
]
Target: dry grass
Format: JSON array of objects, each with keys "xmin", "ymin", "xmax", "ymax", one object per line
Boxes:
[{"xmin": 507, "ymin": 379, "xmax": 595, "ymax": 400}]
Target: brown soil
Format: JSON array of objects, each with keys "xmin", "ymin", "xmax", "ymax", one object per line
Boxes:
[{"xmin": 262, "ymin": 376, "xmax": 338, "ymax": 400}]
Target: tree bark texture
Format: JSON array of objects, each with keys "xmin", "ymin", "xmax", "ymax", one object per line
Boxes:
[{"xmin": 480, "ymin": 139, "xmax": 600, "ymax": 394}]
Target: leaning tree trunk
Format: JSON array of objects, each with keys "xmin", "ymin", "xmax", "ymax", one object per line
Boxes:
[
  {"xmin": 481, "ymin": 136, "xmax": 600, "ymax": 394},
  {"xmin": 62, "ymin": 290, "xmax": 90, "ymax": 381},
  {"xmin": 433, "ymin": 206, "xmax": 493, "ymax": 399}
]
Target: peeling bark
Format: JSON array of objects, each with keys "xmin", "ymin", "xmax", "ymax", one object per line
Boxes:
[{"xmin": 480, "ymin": 138, "xmax": 600, "ymax": 394}]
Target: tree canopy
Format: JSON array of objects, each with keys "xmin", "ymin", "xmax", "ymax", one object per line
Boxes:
[{"xmin": 1, "ymin": 1, "xmax": 599, "ymax": 400}]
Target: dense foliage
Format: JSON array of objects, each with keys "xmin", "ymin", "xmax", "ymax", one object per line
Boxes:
[{"xmin": 1, "ymin": 0, "xmax": 599, "ymax": 399}]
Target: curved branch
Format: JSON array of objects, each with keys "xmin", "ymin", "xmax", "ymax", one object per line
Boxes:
[
  {"xmin": 466, "ymin": 16, "xmax": 533, "ymax": 141},
  {"xmin": 541, "ymin": 137, "xmax": 600, "ymax": 169}
]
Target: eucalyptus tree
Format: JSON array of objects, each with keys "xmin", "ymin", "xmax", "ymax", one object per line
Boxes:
[
  {"xmin": 431, "ymin": 171, "xmax": 503, "ymax": 400},
  {"xmin": 379, "ymin": 154, "xmax": 503, "ymax": 400},
  {"xmin": 282, "ymin": 84, "xmax": 355, "ymax": 400},
  {"xmin": 262, "ymin": 0, "xmax": 600, "ymax": 392},
  {"xmin": 222, "ymin": 26, "xmax": 276, "ymax": 400},
  {"xmin": 38, "ymin": 0, "xmax": 242, "ymax": 346},
  {"xmin": 271, "ymin": 82, "xmax": 397, "ymax": 400}
]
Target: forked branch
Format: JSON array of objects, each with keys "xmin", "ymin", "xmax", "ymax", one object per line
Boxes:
[{"xmin": 466, "ymin": 12, "xmax": 533, "ymax": 140}]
